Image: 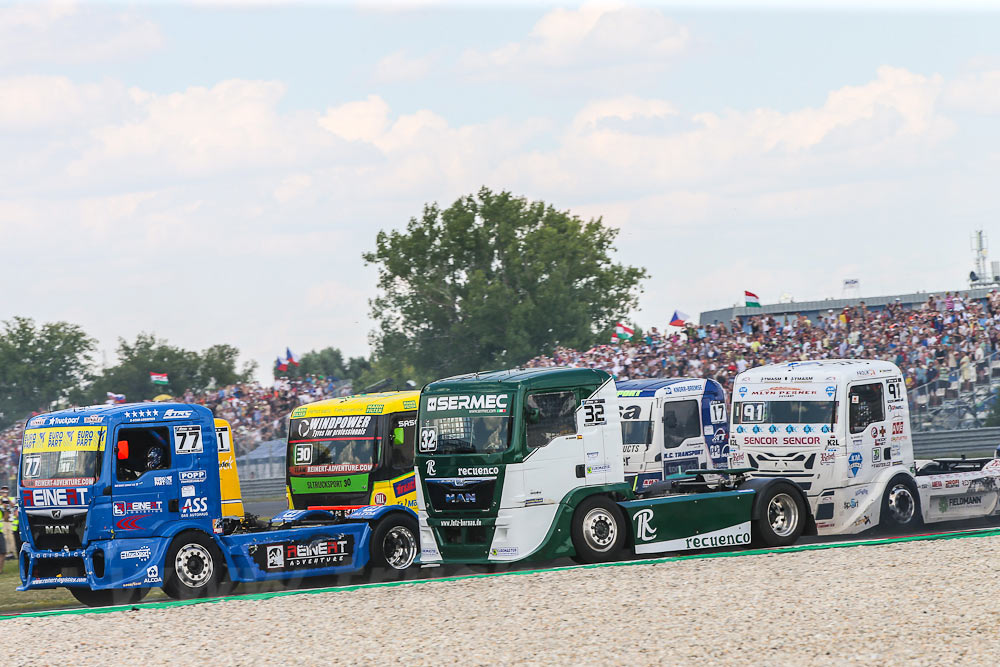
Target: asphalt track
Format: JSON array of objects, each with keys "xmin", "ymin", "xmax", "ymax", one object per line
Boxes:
[{"xmin": 4, "ymin": 518, "xmax": 998, "ymax": 620}]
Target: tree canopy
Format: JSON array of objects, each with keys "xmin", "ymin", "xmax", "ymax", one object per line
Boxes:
[
  {"xmin": 83, "ymin": 334, "xmax": 256, "ymax": 404},
  {"xmin": 0, "ymin": 317, "xmax": 96, "ymax": 427},
  {"xmin": 363, "ymin": 188, "xmax": 647, "ymax": 380}
]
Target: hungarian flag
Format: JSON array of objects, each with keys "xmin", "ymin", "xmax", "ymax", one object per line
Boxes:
[
  {"xmin": 275, "ymin": 357, "xmax": 288, "ymax": 372},
  {"xmin": 149, "ymin": 372, "xmax": 169, "ymax": 385},
  {"xmin": 745, "ymin": 291, "xmax": 761, "ymax": 308},
  {"xmin": 286, "ymin": 347, "xmax": 299, "ymax": 366},
  {"xmin": 615, "ymin": 322, "xmax": 634, "ymax": 341},
  {"xmin": 669, "ymin": 310, "xmax": 689, "ymax": 327}
]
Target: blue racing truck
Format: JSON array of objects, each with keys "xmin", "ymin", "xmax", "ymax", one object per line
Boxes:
[{"xmin": 17, "ymin": 403, "xmax": 418, "ymax": 606}]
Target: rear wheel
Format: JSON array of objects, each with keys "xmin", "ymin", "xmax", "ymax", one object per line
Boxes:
[
  {"xmin": 752, "ymin": 482, "xmax": 807, "ymax": 547},
  {"xmin": 70, "ymin": 586, "xmax": 150, "ymax": 608},
  {"xmin": 163, "ymin": 532, "xmax": 223, "ymax": 599},
  {"xmin": 369, "ymin": 513, "xmax": 419, "ymax": 577},
  {"xmin": 571, "ymin": 495, "xmax": 626, "ymax": 563},
  {"xmin": 879, "ymin": 476, "xmax": 922, "ymax": 533}
]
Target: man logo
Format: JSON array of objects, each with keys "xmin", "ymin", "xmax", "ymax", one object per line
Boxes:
[
  {"xmin": 634, "ymin": 508, "xmax": 656, "ymax": 542},
  {"xmin": 426, "ymin": 460, "xmax": 436, "ymax": 477},
  {"xmin": 267, "ymin": 545, "xmax": 284, "ymax": 569}
]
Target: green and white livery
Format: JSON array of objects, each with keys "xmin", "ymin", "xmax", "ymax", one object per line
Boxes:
[{"xmin": 416, "ymin": 367, "xmax": 811, "ymax": 565}]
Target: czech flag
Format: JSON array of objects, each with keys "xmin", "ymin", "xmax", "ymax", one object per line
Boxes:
[
  {"xmin": 670, "ymin": 310, "xmax": 689, "ymax": 327},
  {"xmin": 275, "ymin": 357, "xmax": 288, "ymax": 372},
  {"xmin": 286, "ymin": 348, "xmax": 299, "ymax": 366}
]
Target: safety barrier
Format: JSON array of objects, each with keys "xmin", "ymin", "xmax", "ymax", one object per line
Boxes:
[{"xmin": 912, "ymin": 428, "xmax": 1000, "ymax": 458}]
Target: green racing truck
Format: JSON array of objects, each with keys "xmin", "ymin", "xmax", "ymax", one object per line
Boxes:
[{"xmin": 414, "ymin": 367, "xmax": 811, "ymax": 565}]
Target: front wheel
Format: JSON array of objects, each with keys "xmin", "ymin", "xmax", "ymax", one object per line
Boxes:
[
  {"xmin": 369, "ymin": 513, "xmax": 419, "ymax": 576},
  {"xmin": 571, "ymin": 496, "xmax": 626, "ymax": 564},
  {"xmin": 879, "ymin": 476, "xmax": 922, "ymax": 534},
  {"xmin": 752, "ymin": 482, "xmax": 807, "ymax": 547},
  {"xmin": 70, "ymin": 586, "xmax": 150, "ymax": 608},
  {"xmin": 162, "ymin": 532, "xmax": 224, "ymax": 599}
]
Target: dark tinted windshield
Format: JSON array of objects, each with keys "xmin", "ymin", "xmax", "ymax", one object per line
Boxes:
[
  {"xmin": 419, "ymin": 416, "xmax": 511, "ymax": 454},
  {"xmin": 288, "ymin": 414, "xmax": 378, "ymax": 474},
  {"xmin": 621, "ymin": 421, "xmax": 651, "ymax": 445}
]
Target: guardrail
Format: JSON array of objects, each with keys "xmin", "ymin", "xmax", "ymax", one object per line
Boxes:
[
  {"xmin": 912, "ymin": 428, "xmax": 1000, "ymax": 458},
  {"xmin": 239, "ymin": 477, "xmax": 286, "ymax": 498}
]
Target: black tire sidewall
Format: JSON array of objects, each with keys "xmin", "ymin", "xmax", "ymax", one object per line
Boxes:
[
  {"xmin": 880, "ymin": 475, "xmax": 922, "ymax": 532},
  {"xmin": 370, "ymin": 513, "xmax": 419, "ymax": 573},
  {"xmin": 752, "ymin": 482, "xmax": 807, "ymax": 547},
  {"xmin": 163, "ymin": 531, "xmax": 223, "ymax": 599},
  {"xmin": 570, "ymin": 495, "xmax": 626, "ymax": 564},
  {"xmin": 69, "ymin": 586, "xmax": 148, "ymax": 607}
]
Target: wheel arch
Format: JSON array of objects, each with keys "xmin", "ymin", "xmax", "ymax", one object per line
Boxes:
[{"xmin": 738, "ymin": 477, "xmax": 816, "ymax": 535}]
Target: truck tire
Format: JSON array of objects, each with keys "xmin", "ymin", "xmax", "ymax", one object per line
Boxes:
[
  {"xmin": 369, "ymin": 513, "xmax": 419, "ymax": 576},
  {"xmin": 163, "ymin": 531, "xmax": 224, "ymax": 599},
  {"xmin": 752, "ymin": 481, "xmax": 807, "ymax": 547},
  {"xmin": 69, "ymin": 586, "xmax": 150, "ymax": 608},
  {"xmin": 879, "ymin": 475, "xmax": 922, "ymax": 533},
  {"xmin": 571, "ymin": 495, "xmax": 626, "ymax": 564}
]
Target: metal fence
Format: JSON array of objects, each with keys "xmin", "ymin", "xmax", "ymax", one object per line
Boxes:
[{"xmin": 912, "ymin": 428, "xmax": 1000, "ymax": 458}]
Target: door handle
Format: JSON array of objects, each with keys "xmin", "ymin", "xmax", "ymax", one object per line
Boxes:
[{"xmin": 169, "ymin": 499, "xmax": 179, "ymax": 512}]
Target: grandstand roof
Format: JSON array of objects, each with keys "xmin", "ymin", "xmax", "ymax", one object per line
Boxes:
[{"xmin": 698, "ymin": 285, "xmax": 1000, "ymax": 325}]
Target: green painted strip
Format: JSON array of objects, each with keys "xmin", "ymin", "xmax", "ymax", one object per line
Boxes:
[
  {"xmin": 289, "ymin": 473, "xmax": 369, "ymax": 494},
  {"xmin": 5, "ymin": 526, "xmax": 1000, "ymax": 621}
]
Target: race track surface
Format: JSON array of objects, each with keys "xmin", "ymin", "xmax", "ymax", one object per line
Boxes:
[{"xmin": 2, "ymin": 528, "xmax": 999, "ymax": 665}]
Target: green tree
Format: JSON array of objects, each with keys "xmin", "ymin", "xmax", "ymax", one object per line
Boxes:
[
  {"xmin": 272, "ymin": 347, "xmax": 373, "ymax": 381},
  {"xmin": 363, "ymin": 188, "xmax": 648, "ymax": 379},
  {"xmin": 85, "ymin": 334, "xmax": 254, "ymax": 403},
  {"xmin": 0, "ymin": 317, "xmax": 97, "ymax": 426}
]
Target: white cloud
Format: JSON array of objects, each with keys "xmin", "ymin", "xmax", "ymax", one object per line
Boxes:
[
  {"xmin": 945, "ymin": 70, "xmax": 1000, "ymax": 114},
  {"xmin": 0, "ymin": 2, "xmax": 163, "ymax": 67},
  {"xmin": 460, "ymin": 2, "xmax": 689, "ymax": 79},
  {"xmin": 4, "ymin": 63, "xmax": 1000, "ymax": 379},
  {"xmin": 374, "ymin": 49, "xmax": 439, "ymax": 83}
]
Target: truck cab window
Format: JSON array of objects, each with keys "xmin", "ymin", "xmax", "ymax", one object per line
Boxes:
[
  {"xmin": 663, "ymin": 400, "xmax": 700, "ymax": 449},
  {"xmin": 389, "ymin": 413, "xmax": 416, "ymax": 470},
  {"xmin": 116, "ymin": 427, "xmax": 171, "ymax": 482},
  {"xmin": 525, "ymin": 391, "xmax": 578, "ymax": 448},
  {"xmin": 848, "ymin": 383, "xmax": 884, "ymax": 434}
]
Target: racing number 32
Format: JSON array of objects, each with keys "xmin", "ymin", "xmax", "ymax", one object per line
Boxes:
[{"xmin": 582, "ymin": 400, "xmax": 606, "ymax": 426}]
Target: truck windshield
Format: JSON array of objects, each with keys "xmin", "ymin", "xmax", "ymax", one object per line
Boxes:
[
  {"xmin": 20, "ymin": 427, "xmax": 105, "ymax": 486},
  {"xmin": 420, "ymin": 416, "xmax": 511, "ymax": 454},
  {"xmin": 287, "ymin": 415, "xmax": 378, "ymax": 474},
  {"xmin": 621, "ymin": 421, "xmax": 651, "ymax": 445},
  {"xmin": 734, "ymin": 401, "xmax": 837, "ymax": 425}
]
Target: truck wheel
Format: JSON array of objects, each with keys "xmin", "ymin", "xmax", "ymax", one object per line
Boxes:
[
  {"xmin": 163, "ymin": 531, "xmax": 223, "ymax": 599},
  {"xmin": 752, "ymin": 482, "xmax": 807, "ymax": 547},
  {"xmin": 70, "ymin": 587, "xmax": 150, "ymax": 608},
  {"xmin": 571, "ymin": 496, "xmax": 626, "ymax": 563},
  {"xmin": 369, "ymin": 513, "xmax": 419, "ymax": 576},
  {"xmin": 879, "ymin": 476, "xmax": 922, "ymax": 533}
]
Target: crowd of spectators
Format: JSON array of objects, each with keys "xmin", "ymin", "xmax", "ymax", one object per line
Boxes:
[
  {"xmin": 0, "ymin": 375, "xmax": 353, "ymax": 486},
  {"xmin": 527, "ymin": 291, "xmax": 1000, "ymax": 401}
]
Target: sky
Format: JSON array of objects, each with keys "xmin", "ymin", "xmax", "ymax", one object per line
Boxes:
[{"xmin": 3, "ymin": 1, "xmax": 1000, "ymax": 381}]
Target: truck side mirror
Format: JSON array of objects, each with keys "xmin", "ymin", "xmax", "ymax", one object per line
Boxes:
[
  {"xmin": 393, "ymin": 427, "xmax": 405, "ymax": 445},
  {"xmin": 117, "ymin": 440, "xmax": 129, "ymax": 460}
]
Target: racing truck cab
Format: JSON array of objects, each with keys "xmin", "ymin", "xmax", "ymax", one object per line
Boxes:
[
  {"xmin": 730, "ymin": 359, "xmax": 1000, "ymax": 534},
  {"xmin": 616, "ymin": 377, "xmax": 729, "ymax": 491},
  {"xmin": 18, "ymin": 402, "xmax": 419, "ymax": 606},
  {"xmin": 416, "ymin": 367, "xmax": 812, "ymax": 567},
  {"xmin": 286, "ymin": 391, "xmax": 418, "ymax": 513}
]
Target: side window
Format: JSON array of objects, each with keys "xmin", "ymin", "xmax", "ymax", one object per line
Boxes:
[
  {"xmin": 389, "ymin": 412, "xmax": 416, "ymax": 471},
  {"xmin": 848, "ymin": 383, "xmax": 885, "ymax": 434},
  {"xmin": 116, "ymin": 427, "xmax": 171, "ymax": 482},
  {"xmin": 526, "ymin": 391, "xmax": 578, "ymax": 449},
  {"xmin": 662, "ymin": 400, "xmax": 701, "ymax": 449}
]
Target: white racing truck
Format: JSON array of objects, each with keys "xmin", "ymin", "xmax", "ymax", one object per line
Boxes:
[
  {"xmin": 729, "ymin": 359, "xmax": 1000, "ymax": 534},
  {"xmin": 616, "ymin": 378, "xmax": 730, "ymax": 491}
]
